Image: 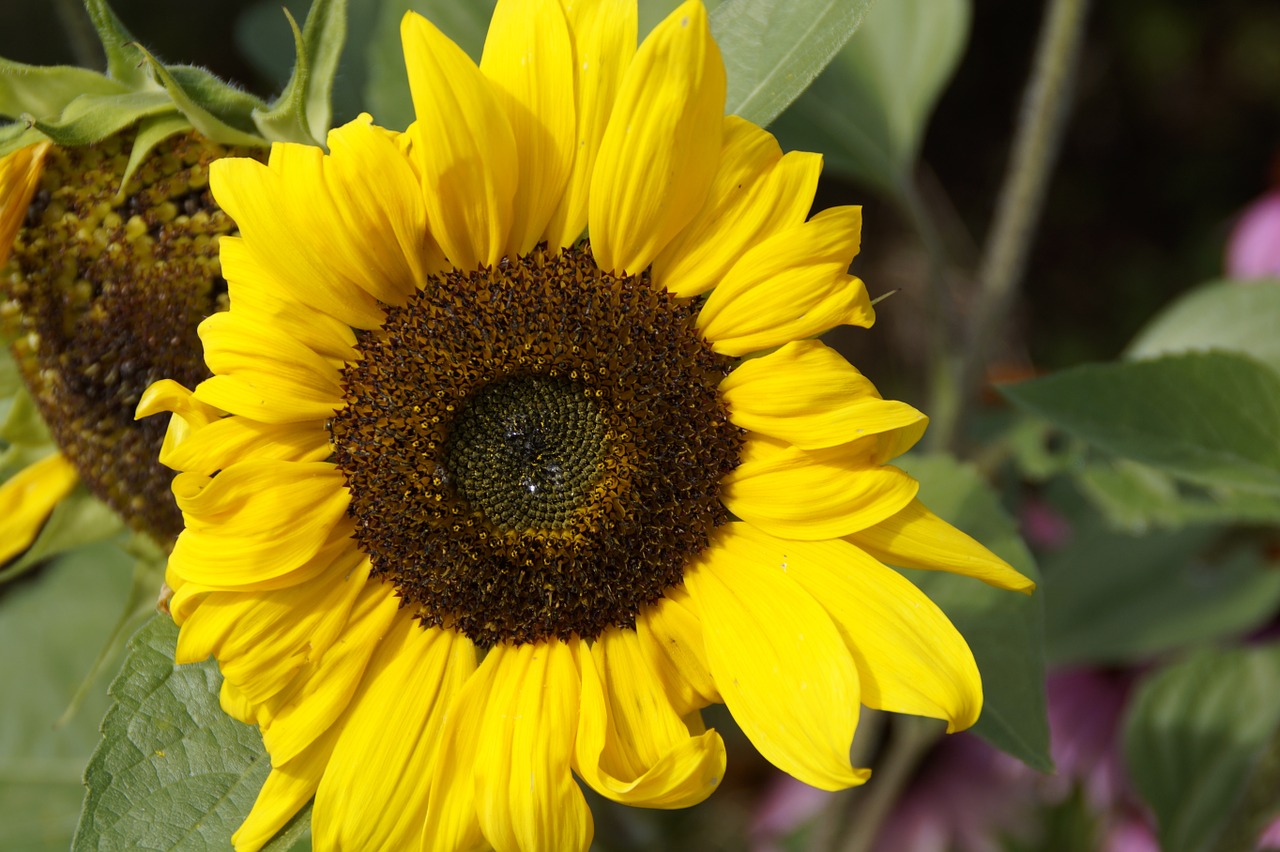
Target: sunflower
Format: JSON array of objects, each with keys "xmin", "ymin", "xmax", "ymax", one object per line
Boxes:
[
  {"xmin": 139, "ymin": 1, "xmax": 1034, "ymax": 849},
  {"xmin": 0, "ymin": 131, "xmax": 254, "ymax": 565}
]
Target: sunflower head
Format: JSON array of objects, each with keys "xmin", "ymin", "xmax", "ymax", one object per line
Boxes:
[
  {"xmin": 139, "ymin": 2, "xmax": 1035, "ymax": 850},
  {"xmin": 0, "ymin": 0, "xmax": 347, "ymax": 557}
]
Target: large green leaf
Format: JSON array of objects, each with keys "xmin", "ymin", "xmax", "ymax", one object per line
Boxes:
[
  {"xmin": 1123, "ymin": 644, "xmax": 1280, "ymax": 852},
  {"xmin": 1001, "ymin": 352, "xmax": 1280, "ymax": 495},
  {"xmin": 1041, "ymin": 518, "xmax": 1280, "ymax": 666},
  {"xmin": 893, "ymin": 453, "xmax": 1052, "ymax": 772},
  {"xmin": 74, "ymin": 616, "xmax": 312, "ymax": 851},
  {"xmin": 0, "ymin": 545, "xmax": 132, "ymax": 851},
  {"xmin": 1126, "ymin": 278, "xmax": 1280, "ymax": 375},
  {"xmin": 770, "ymin": 0, "xmax": 970, "ymax": 194},
  {"xmin": 709, "ymin": 0, "xmax": 871, "ymax": 128}
]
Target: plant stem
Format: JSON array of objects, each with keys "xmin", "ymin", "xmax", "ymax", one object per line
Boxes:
[
  {"xmin": 936, "ymin": 0, "xmax": 1091, "ymax": 451},
  {"xmin": 834, "ymin": 717, "xmax": 943, "ymax": 852}
]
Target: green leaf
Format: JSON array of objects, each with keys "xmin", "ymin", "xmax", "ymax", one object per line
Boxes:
[
  {"xmin": 1041, "ymin": 519, "xmax": 1280, "ymax": 666},
  {"xmin": 893, "ymin": 453, "xmax": 1052, "ymax": 772},
  {"xmin": 1123, "ymin": 643, "xmax": 1280, "ymax": 852},
  {"xmin": 255, "ymin": 0, "xmax": 349, "ymax": 146},
  {"xmin": 84, "ymin": 0, "xmax": 152, "ymax": 89},
  {"xmin": 1126, "ymin": 278, "xmax": 1280, "ymax": 375},
  {"xmin": 0, "ymin": 59, "xmax": 125, "ymax": 120},
  {"xmin": 133, "ymin": 48, "xmax": 268, "ymax": 147},
  {"xmin": 0, "ymin": 544, "xmax": 133, "ymax": 851},
  {"xmin": 29, "ymin": 91, "xmax": 175, "ymax": 147},
  {"xmin": 1001, "ymin": 352, "xmax": 1280, "ymax": 495},
  {"xmin": 709, "ymin": 0, "xmax": 872, "ymax": 129},
  {"xmin": 1075, "ymin": 458, "xmax": 1280, "ymax": 533},
  {"xmin": 364, "ymin": 0, "xmax": 496, "ymax": 131},
  {"xmin": 770, "ymin": 0, "xmax": 970, "ymax": 194},
  {"xmin": 74, "ymin": 615, "xmax": 310, "ymax": 850}
]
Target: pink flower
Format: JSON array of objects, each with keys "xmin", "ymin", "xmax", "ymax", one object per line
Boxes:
[{"xmin": 1226, "ymin": 191, "xmax": 1280, "ymax": 279}]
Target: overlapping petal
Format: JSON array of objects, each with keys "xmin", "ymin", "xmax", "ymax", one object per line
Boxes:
[
  {"xmin": 635, "ymin": 583, "xmax": 719, "ymax": 715},
  {"xmin": 402, "ymin": 11, "xmax": 517, "ymax": 270},
  {"xmin": 723, "ymin": 434, "xmax": 919, "ymax": 540},
  {"xmin": 684, "ymin": 525, "xmax": 869, "ymax": 791},
  {"xmin": 697, "ymin": 207, "xmax": 874, "ymax": 356},
  {"xmin": 575, "ymin": 626, "xmax": 725, "ymax": 808},
  {"xmin": 589, "ymin": 0, "xmax": 725, "ymax": 274}
]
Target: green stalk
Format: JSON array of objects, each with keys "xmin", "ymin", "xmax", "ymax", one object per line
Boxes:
[{"xmin": 935, "ymin": 0, "xmax": 1091, "ymax": 451}]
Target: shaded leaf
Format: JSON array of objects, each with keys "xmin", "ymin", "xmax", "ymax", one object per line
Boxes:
[
  {"xmin": 1041, "ymin": 519, "xmax": 1280, "ymax": 666},
  {"xmin": 894, "ymin": 453, "xmax": 1052, "ymax": 771},
  {"xmin": 0, "ymin": 545, "xmax": 133, "ymax": 851},
  {"xmin": 770, "ymin": 0, "xmax": 969, "ymax": 194},
  {"xmin": 74, "ymin": 615, "xmax": 310, "ymax": 850},
  {"xmin": 1126, "ymin": 278, "xmax": 1280, "ymax": 376},
  {"xmin": 710, "ymin": 0, "xmax": 872, "ymax": 128},
  {"xmin": 1001, "ymin": 352, "xmax": 1280, "ymax": 495},
  {"xmin": 1123, "ymin": 644, "xmax": 1280, "ymax": 852}
]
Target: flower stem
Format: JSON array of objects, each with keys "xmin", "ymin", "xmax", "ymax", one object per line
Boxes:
[
  {"xmin": 935, "ymin": 0, "xmax": 1091, "ymax": 451},
  {"xmin": 833, "ymin": 717, "xmax": 943, "ymax": 852}
]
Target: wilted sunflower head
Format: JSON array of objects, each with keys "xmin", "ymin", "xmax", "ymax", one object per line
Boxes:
[
  {"xmin": 1, "ymin": 131, "xmax": 256, "ymax": 543},
  {"xmin": 140, "ymin": 1, "xmax": 1035, "ymax": 850}
]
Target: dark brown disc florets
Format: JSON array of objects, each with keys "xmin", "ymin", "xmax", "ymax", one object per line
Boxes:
[
  {"xmin": 1, "ymin": 131, "xmax": 258, "ymax": 542},
  {"xmin": 329, "ymin": 244, "xmax": 742, "ymax": 646}
]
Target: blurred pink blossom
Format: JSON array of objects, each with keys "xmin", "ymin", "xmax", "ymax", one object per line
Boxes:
[{"xmin": 1226, "ymin": 191, "xmax": 1280, "ymax": 279}]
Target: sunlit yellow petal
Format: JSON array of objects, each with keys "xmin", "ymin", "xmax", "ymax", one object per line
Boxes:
[
  {"xmin": 635, "ymin": 584, "xmax": 719, "ymax": 715},
  {"xmin": 683, "ymin": 525, "xmax": 869, "ymax": 791},
  {"xmin": 697, "ymin": 207, "xmax": 873, "ymax": 356},
  {"xmin": 544, "ymin": 0, "xmax": 637, "ymax": 247},
  {"xmin": 402, "ymin": 11, "xmax": 516, "ymax": 270},
  {"xmin": 480, "ymin": 0, "xmax": 575, "ymax": 255},
  {"xmin": 589, "ymin": 0, "xmax": 724, "ymax": 274},
  {"xmin": 847, "ymin": 498, "xmax": 1036, "ymax": 592},
  {"xmin": 0, "ymin": 452, "xmax": 79, "ymax": 565},
  {"xmin": 0, "ymin": 142, "xmax": 49, "ymax": 268},
  {"xmin": 575, "ymin": 626, "xmax": 724, "ymax": 808},
  {"xmin": 723, "ymin": 435, "xmax": 919, "ymax": 540},
  {"xmin": 314, "ymin": 616, "xmax": 475, "ymax": 850},
  {"xmin": 735, "ymin": 525, "xmax": 983, "ymax": 732},
  {"xmin": 233, "ymin": 715, "xmax": 343, "ymax": 852},
  {"xmin": 653, "ymin": 119, "xmax": 822, "ymax": 298},
  {"xmin": 721, "ymin": 339, "xmax": 927, "ymax": 450}
]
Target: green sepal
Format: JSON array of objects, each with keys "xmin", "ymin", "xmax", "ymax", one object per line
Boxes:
[
  {"xmin": 0, "ymin": 58, "xmax": 126, "ymax": 120},
  {"xmin": 84, "ymin": 0, "xmax": 152, "ymax": 90},
  {"xmin": 115, "ymin": 113, "xmax": 191, "ymax": 202},
  {"xmin": 27, "ymin": 90, "xmax": 173, "ymax": 147},
  {"xmin": 133, "ymin": 47, "xmax": 269, "ymax": 148},
  {"xmin": 255, "ymin": 0, "xmax": 349, "ymax": 146},
  {"xmin": 0, "ymin": 121, "xmax": 48, "ymax": 157}
]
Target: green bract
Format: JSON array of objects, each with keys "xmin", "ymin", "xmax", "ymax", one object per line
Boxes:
[{"xmin": 0, "ymin": 0, "xmax": 346, "ymax": 192}]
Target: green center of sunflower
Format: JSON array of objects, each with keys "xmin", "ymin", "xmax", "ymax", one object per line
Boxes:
[
  {"xmin": 2, "ymin": 131, "xmax": 255, "ymax": 542},
  {"xmin": 443, "ymin": 375, "xmax": 606, "ymax": 531},
  {"xmin": 329, "ymin": 244, "xmax": 741, "ymax": 646}
]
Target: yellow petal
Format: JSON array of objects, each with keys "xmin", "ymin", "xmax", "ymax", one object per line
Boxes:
[
  {"xmin": 575, "ymin": 626, "xmax": 725, "ymax": 808},
  {"xmin": 734, "ymin": 525, "xmax": 983, "ymax": 732},
  {"xmin": 721, "ymin": 339, "xmax": 928, "ymax": 450},
  {"xmin": 314, "ymin": 618, "xmax": 476, "ymax": 850},
  {"xmin": 480, "ymin": 0, "xmax": 576, "ymax": 255},
  {"xmin": 402, "ymin": 11, "xmax": 517, "ymax": 270},
  {"xmin": 697, "ymin": 207, "xmax": 873, "ymax": 356},
  {"xmin": 635, "ymin": 583, "xmax": 719, "ymax": 715},
  {"xmin": 589, "ymin": 0, "xmax": 725, "ymax": 274},
  {"xmin": 847, "ymin": 498, "xmax": 1036, "ymax": 593},
  {"xmin": 723, "ymin": 435, "xmax": 919, "ymax": 540},
  {"xmin": 168, "ymin": 460, "xmax": 349, "ymax": 587},
  {"xmin": 210, "ymin": 125, "xmax": 421, "ymax": 329},
  {"xmin": 653, "ymin": 118, "xmax": 822, "ymax": 298},
  {"xmin": 544, "ymin": 0, "xmax": 637, "ymax": 248},
  {"xmin": 257, "ymin": 579, "xmax": 402, "ymax": 761},
  {"xmin": 0, "ymin": 452, "xmax": 79, "ymax": 565},
  {"xmin": 683, "ymin": 525, "xmax": 869, "ymax": 791},
  {"xmin": 0, "ymin": 142, "xmax": 49, "ymax": 268},
  {"xmin": 233, "ymin": 714, "xmax": 343, "ymax": 852}
]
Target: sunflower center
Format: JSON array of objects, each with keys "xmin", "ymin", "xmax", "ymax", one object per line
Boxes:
[
  {"xmin": 329, "ymin": 244, "xmax": 741, "ymax": 646},
  {"xmin": 443, "ymin": 375, "xmax": 605, "ymax": 531}
]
